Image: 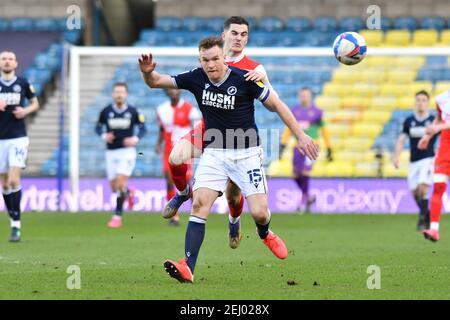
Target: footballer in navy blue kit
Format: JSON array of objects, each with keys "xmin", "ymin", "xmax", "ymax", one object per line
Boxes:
[
  {"xmin": 95, "ymin": 83, "xmax": 147, "ymax": 228},
  {"xmin": 394, "ymin": 90, "xmax": 437, "ymax": 231},
  {"xmin": 0, "ymin": 51, "xmax": 40, "ymax": 242},
  {"xmin": 139, "ymin": 36, "xmax": 318, "ymax": 283}
]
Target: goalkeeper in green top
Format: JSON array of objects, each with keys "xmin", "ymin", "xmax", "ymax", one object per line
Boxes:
[{"xmin": 281, "ymin": 87, "xmax": 333, "ymax": 212}]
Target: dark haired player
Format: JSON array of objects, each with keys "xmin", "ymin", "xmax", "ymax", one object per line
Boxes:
[
  {"xmin": 96, "ymin": 83, "xmax": 147, "ymax": 228},
  {"xmin": 394, "ymin": 90, "xmax": 436, "ymax": 231}
]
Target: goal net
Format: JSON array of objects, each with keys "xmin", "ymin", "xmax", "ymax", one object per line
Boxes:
[{"xmin": 67, "ymin": 46, "xmax": 450, "ymax": 212}]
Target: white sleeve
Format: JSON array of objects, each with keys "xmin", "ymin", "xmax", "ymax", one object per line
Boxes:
[
  {"xmin": 255, "ymin": 64, "xmax": 278, "ymax": 98},
  {"xmin": 189, "ymin": 107, "xmax": 202, "ymax": 127}
]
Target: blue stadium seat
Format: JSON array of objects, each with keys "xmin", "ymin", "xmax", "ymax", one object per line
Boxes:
[
  {"xmin": 286, "ymin": 17, "xmax": 312, "ymax": 32},
  {"xmin": 95, "ymin": 95, "xmax": 112, "ymax": 107},
  {"xmin": 258, "ymin": 17, "xmax": 284, "ymax": 32},
  {"xmin": 0, "ymin": 18, "xmax": 11, "ymax": 31},
  {"xmin": 33, "ymin": 53, "xmax": 60, "ymax": 71},
  {"xmin": 167, "ymin": 31, "xmax": 191, "ymax": 46},
  {"xmin": 393, "ymin": 16, "xmax": 418, "ymax": 30},
  {"xmin": 133, "ymin": 41, "xmax": 148, "ymax": 47},
  {"xmin": 247, "ymin": 31, "xmax": 273, "ymax": 46},
  {"xmin": 244, "ymin": 17, "xmax": 259, "ymax": 30},
  {"xmin": 339, "ymin": 17, "xmax": 364, "ymax": 31},
  {"xmin": 417, "ymin": 68, "xmax": 443, "ymax": 82},
  {"xmin": 128, "ymin": 82, "xmax": 149, "ymax": 97},
  {"xmin": 313, "ymin": 56, "xmax": 339, "ymax": 66},
  {"xmin": 380, "ymin": 17, "xmax": 393, "ymax": 30},
  {"xmin": 206, "ymin": 16, "xmax": 226, "ymax": 32},
  {"xmin": 46, "ymin": 43, "xmax": 63, "ymax": 58},
  {"xmin": 421, "ymin": 16, "xmax": 446, "ymax": 30},
  {"xmin": 24, "ymin": 68, "xmax": 53, "ymax": 84},
  {"xmin": 34, "ymin": 18, "xmax": 59, "ymax": 31},
  {"xmin": 140, "ymin": 30, "xmax": 169, "ymax": 46},
  {"xmin": 298, "ymin": 30, "xmax": 328, "ymax": 46},
  {"xmin": 10, "ymin": 17, "xmax": 34, "ymax": 31},
  {"xmin": 189, "ymin": 31, "xmax": 211, "ymax": 45},
  {"xmin": 274, "ymin": 32, "xmax": 302, "ymax": 47},
  {"xmin": 426, "ymin": 56, "xmax": 448, "ymax": 67},
  {"xmin": 284, "ymin": 56, "xmax": 316, "ymax": 65},
  {"xmin": 273, "ymin": 83, "xmax": 299, "ymax": 97},
  {"xmin": 63, "ymin": 30, "xmax": 82, "ymax": 44},
  {"xmin": 443, "ymin": 69, "xmax": 450, "ymax": 80},
  {"xmin": 181, "ymin": 17, "xmax": 206, "ymax": 32},
  {"xmin": 155, "ymin": 17, "xmax": 181, "ymax": 32},
  {"xmin": 313, "ymin": 17, "xmax": 338, "ymax": 32}
]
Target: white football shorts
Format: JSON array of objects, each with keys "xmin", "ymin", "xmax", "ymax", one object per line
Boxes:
[
  {"xmin": 0, "ymin": 137, "xmax": 29, "ymax": 173},
  {"xmin": 193, "ymin": 146, "xmax": 268, "ymax": 197},
  {"xmin": 105, "ymin": 147, "xmax": 136, "ymax": 180},
  {"xmin": 408, "ymin": 157, "xmax": 434, "ymax": 190}
]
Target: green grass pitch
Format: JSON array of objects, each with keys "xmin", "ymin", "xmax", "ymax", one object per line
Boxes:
[{"xmin": 0, "ymin": 212, "xmax": 449, "ymax": 299}]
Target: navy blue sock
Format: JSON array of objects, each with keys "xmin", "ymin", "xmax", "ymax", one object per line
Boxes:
[
  {"xmin": 115, "ymin": 190, "xmax": 127, "ymax": 216},
  {"xmin": 9, "ymin": 187, "xmax": 22, "ymax": 222},
  {"xmin": 2, "ymin": 191, "xmax": 13, "ymax": 219},
  {"xmin": 228, "ymin": 218, "xmax": 240, "ymax": 237},
  {"xmin": 256, "ymin": 213, "xmax": 271, "ymax": 239},
  {"xmin": 185, "ymin": 216, "xmax": 206, "ymax": 273},
  {"xmin": 419, "ymin": 199, "xmax": 430, "ymax": 223},
  {"xmin": 256, "ymin": 221, "xmax": 270, "ymax": 239}
]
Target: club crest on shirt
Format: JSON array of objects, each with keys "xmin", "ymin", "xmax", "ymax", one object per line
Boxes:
[
  {"xmin": 227, "ymin": 86, "xmax": 237, "ymax": 96},
  {"xmin": 13, "ymin": 84, "xmax": 21, "ymax": 93}
]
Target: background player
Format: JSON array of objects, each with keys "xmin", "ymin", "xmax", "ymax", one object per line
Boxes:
[
  {"xmin": 0, "ymin": 50, "xmax": 39, "ymax": 242},
  {"xmin": 163, "ymin": 16, "xmax": 276, "ymax": 249},
  {"xmin": 139, "ymin": 36, "xmax": 319, "ymax": 283},
  {"xmin": 95, "ymin": 82, "xmax": 147, "ymax": 228},
  {"xmin": 280, "ymin": 87, "xmax": 332, "ymax": 213},
  {"xmin": 155, "ymin": 88, "xmax": 201, "ymax": 226},
  {"xmin": 393, "ymin": 90, "xmax": 436, "ymax": 231},
  {"xmin": 418, "ymin": 88, "xmax": 450, "ymax": 242}
]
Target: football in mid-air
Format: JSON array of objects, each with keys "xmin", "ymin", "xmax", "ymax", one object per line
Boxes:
[{"xmin": 333, "ymin": 32, "xmax": 367, "ymax": 65}]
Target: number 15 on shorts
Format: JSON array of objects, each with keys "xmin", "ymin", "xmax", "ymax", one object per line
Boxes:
[{"xmin": 247, "ymin": 168, "xmax": 265, "ymax": 191}]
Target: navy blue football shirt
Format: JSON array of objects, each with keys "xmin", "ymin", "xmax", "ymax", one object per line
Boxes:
[
  {"xmin": 402, "ymin": 114, "xmax": 437, "ymax": 162},
  {"xmin": 172, "ymin": 66, "xmax": 270, "ymax": 149},
  {"xmin": 96, "ymin": 104, "xmax": 147, "ymax": 150},
  {"xmin": 0, "ymin": 76, "xmax": 36, "ymax": 139}
]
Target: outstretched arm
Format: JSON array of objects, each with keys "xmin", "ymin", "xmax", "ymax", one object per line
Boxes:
[
  {"xmin": 263, "ymin": 92, "xmax": 319, "ymax": 160},
  {"xmin": 393, "ymin": 134, "xmax": 406, "ymax": 168},
  {"xmin": 139, "ymin": 53, "xmax": 177, "ymax": 89}
]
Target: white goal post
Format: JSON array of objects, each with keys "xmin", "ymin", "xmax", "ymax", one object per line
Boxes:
[{"xmin": 69, "ymin": 46, "xmax": 450, "ymax": 212}]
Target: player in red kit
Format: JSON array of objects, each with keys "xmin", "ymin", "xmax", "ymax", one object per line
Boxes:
[
  {"xmin": 418, "ymin": 89, "xmax": 450, "ymax": 242},
  {"xmin": 162, "ymin": 16, "xmax": 276, "ymax": 249},
  {"xmin": 156, "ymin": 88, "xmax": 200, "ymax": 225}
]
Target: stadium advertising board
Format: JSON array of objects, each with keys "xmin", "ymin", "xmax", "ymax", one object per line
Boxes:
[{"xmin": 3, "ymin": 178, "xmax": 448, "ymax": 214}]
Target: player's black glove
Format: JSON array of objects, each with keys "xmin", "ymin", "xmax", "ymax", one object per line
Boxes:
[{"xmin": 326, "ymin": 148, "xmax": 333, "ymax": 162}]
